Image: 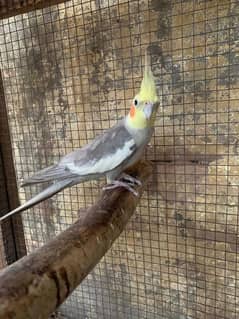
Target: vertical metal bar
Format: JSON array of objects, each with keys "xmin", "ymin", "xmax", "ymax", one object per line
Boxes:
[{"xmin": 0, "ymin": 71, "xmax": 26, "ymax": 264}]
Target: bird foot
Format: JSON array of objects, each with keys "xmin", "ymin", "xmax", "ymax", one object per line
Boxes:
[
  {"xmin": 103, "ymin": 180, "xmax": 139, "ymax": 196},
  {"xmin": 120, "ymin": 173, "xmax": 142, "ymax": 186}
]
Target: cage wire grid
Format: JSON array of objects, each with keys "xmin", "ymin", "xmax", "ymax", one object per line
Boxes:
[{"xmin": 0, "ymin": 0, "xmax": 239, "ymax": 318}]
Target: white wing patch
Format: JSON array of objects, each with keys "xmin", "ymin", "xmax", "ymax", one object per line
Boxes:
[{"xmin": 65, "ymin": 139, "xmax": 135, "ymax": 175}]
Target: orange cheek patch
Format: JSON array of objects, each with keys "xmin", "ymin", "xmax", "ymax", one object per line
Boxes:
[{"xmin": 130, "ymin": 105, "xmax": 136, "ymax": 118}]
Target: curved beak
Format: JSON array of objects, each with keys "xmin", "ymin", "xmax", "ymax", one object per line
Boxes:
[{"xmin": 143, "ymin": 102, "xmax": 159, "ymax": 119}]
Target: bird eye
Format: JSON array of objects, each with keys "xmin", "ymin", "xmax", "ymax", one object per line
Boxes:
[{"xmin": 134, "ymin": 99, "xmax": 138, "ymax": 106}]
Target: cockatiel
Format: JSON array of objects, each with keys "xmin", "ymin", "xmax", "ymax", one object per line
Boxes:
[{"xmin": 0, "ymin": 52, "xmax": 159, "ymax": 222}]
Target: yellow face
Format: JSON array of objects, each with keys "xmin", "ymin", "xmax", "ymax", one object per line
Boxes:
[{"xmin": 127, "ymin": 95, "xmax": 159, "ymax": 129}]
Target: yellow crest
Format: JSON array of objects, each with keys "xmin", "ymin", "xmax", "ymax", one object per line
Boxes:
[
  {"xmin": 127, "ymin": 50, "xmax": 159, "ymax": 129},
  {"xmin": 139, "ymin": 51, "xmax": 158, "ymax": 103}
]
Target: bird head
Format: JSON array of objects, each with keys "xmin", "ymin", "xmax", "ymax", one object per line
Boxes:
[{"xmin": 127, "ymin": 52, "xmax": 159, "ymax": 129}]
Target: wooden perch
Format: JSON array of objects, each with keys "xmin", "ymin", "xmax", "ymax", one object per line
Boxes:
[{"xmin": 0, "ymin": 160, "xmax": 152, "ymax": 319}]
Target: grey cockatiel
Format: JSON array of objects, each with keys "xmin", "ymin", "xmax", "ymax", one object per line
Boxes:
[{"xmin": 0, "ymin": 53, "xmax": 159, "ymax": 222}]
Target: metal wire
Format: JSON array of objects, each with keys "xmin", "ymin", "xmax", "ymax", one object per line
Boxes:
[
  {"xmin": 0, "ymin": 0, "xmax": 239, "ymax": 318},
  {"xmin": 0, "ymin": 152, "xmax": 8, "ymax": 268}
]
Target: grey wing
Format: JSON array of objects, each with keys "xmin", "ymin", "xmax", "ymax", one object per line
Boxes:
[
  {"xmin": 60, "ymin": 120, "xmax": 137, "ymax": 175},
  {"xmin": 21, "ymin": 164, "xmax": 79, "ymax": 186},
  {"xmin": 22, "ymin": 121, "xmax": 137, "ymax": 186}
]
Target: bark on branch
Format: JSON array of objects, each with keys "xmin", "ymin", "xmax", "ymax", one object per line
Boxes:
[{"xmin": 0, "ymin": 160, "xmax": 152, "ymax": 319}]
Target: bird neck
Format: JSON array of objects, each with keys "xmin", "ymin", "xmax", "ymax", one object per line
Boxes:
[
  {"xmin": 125, "ymin": 117, "xmax": 153, "ymax": 147},
  {"xmin": 126, "ymin": 109, "xmax": 148, "ymax": 129}
]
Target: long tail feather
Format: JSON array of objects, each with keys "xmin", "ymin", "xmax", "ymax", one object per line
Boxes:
[{"xmin": 0, "ymin": 179, "xmax": 73, "ymax": 223}]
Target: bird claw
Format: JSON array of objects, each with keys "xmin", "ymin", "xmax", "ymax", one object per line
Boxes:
[
  {"xmin": 103, "ymin": 180, "xmax": 138, "ymax": 196},
  {"xmin": 120, "ymin": 173, "xmax": 142, "ymax": 186}
]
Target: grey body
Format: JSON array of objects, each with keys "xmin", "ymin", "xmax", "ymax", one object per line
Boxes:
[
  {"xmin": 23, "ymin": 118, "xmax": 152, "ymax": 184},
  {"xmin": 107, "ymin": 119, "xmax": 153, "ymax": 181},
  {"xmin": 0, "ymin": 118, "xmax": 153, "ymax": 221}
]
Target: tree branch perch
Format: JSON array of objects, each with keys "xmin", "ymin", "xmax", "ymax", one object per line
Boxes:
[{"xmin": 0, "ymin": 160, "xmax": 152, "ymax": 319}]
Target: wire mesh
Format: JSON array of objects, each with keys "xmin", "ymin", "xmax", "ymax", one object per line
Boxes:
[
  {"xmin": 0, "ymin": 151, "xmax": 8, "ymax": 268},
  {"xmin": 0, "ymin": 0, "xmax": 239, "ymax": 318}
]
